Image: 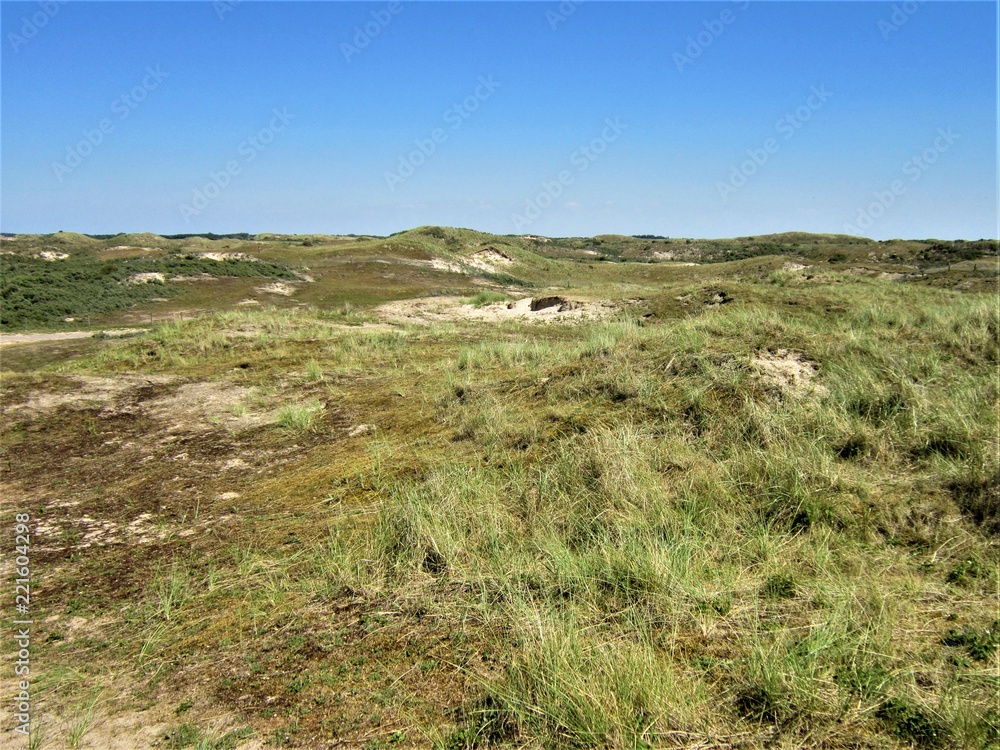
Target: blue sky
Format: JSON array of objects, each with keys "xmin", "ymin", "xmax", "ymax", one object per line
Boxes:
[{"xmin": 1, "ymin": 1, "xmax": 997, "ymax": 239}]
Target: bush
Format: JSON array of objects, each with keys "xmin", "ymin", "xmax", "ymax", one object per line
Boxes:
[{"xmin": 0, "ymin": 253, "xmax": 296, "ymax": 330}]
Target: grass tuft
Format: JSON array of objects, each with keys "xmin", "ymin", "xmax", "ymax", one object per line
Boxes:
[
  {"xmin": 275, "ymin": 399, "xmax": 323, "ymax": 431},
  {"xmin": 463, "ymin": 291, "xmax": 512, "ymax": 307}
]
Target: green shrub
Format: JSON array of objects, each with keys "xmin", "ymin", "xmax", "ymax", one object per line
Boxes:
[{"xmin": 0, "ymin": 253, "xmax": 295, "ymax": 330}]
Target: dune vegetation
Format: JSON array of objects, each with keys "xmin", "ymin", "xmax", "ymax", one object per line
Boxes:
[{"xmin": 0, "ymin": 228, "xmax": 997, "ymax": 749}]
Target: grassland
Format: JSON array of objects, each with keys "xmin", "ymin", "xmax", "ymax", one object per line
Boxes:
[
  {"xmin": 2, "ymin": 228, "xmax": 997, "ymax": 332},
  {"xmin": 0, "ymin": 228, "xmax": 997, "ymax": 749}
]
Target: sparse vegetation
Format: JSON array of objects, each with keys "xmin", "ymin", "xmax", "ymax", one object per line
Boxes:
[{"xmin": 462, "ymin": 291, "xmax": 512, "ymax": 307}]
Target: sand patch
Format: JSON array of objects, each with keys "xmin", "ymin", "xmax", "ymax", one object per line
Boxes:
[
  {"xmin": 198, "ymin": 251, "xmax": 258, "ymax": 262},
  {"xmin": 347, "ymin": 423, "xmax": 377, "ymax": 437},
  {"xmin": 0, "ymin": 688, "xmax": 265, "ymax": 750},
  {"xmin": 76, "ymin": 513, "xmax": 170, "ymax": 549},
  {"xmin": 3, "ymin": 375, "xmax": 174, "ymax": 414},
  {"xmin": 255, "ymin": 281, "xmax": 296, "ymax": 296},
  {"xmin": 427, "ymin": 258, "xmax": 465, "ymax": 274},
  {"xmin": 141, "ymin": 382, "xmax": 267, "ymax": 432},
  {"xmin": 127, "ymin": 272, "xmax": 165, "ymax": 284},
  {"xmin": 752, "ymin": 349, "xmax": 826, "ymax": 399},
  {"xmin": 55, "ymin": 614, "xmax": 115, "ymax": 643},
  {"xmin": 374, "ymin": 295, "xmax": 620, "ymax": 325},
  {"xmin": 4, "ymin": 376, "xmax": 270, "ymax": 434},
  {"xmin": 37, "ymin": 250, "xmax": 69, "ymax": 261},
  {"xmin": 22, "ymin": 510, "xmax": 173, "ymax": 553},
  {"xmin": 408, "ymin": 254, "xmax": 513, "ymax": 275},
  {"xmin": 705, "ymin": 290, "xmax": 733, "ymax": 307},
  {"xmin": 464, "ymin": 247, "xmax": 514, "ymax": 272},
  {"xmin": 651, "ymin": 251, "xmax": 698, "ymax": 265},
  {"xmin": 170, "ymin": 274, "xmax": 218, "ymax": 282},
  {"xmin": 0, "ymin": 329, "xmax": 145, "ymax": 346}
]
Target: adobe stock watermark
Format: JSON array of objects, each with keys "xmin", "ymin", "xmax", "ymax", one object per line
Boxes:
[
  {"xmin": 12, "ymin": 512, "xmax": 33, "ymax": 738},
  {"xmin": 843, "ymin": 127, "xmax": 959, "ymax": 235},
  {"xmin": 878, "ymin": 1, "xmax": 925, "ymax": 40},
  {"xmin": 674, "ymin": 0, "xmax": 750, "ymax": 73},
  {"xmin": 510, "ymin": 117, "xmax": 627, "ymax": 231},
  {"xmin": 385, "ymin": 75, "xmax": 500, "ymax": 192},
  {"xmin": 213, "ymin": 0, "xmax": 243, "ymax": 22},
  {"xmin": 7, "ymin": 0, "xmax": 69, "ymax": 53},
  {"xmin": 716, "ymin": 84, "xmax": 832, "ymax": 201},
  {"xmin": 52, "ymin": 66, "xmax": 169, "ymax": 182},
  {"xmin": 547, "ymin": 0, "xmax": 586, "ymax": 31},
  {"xmin": 178, "ymin": 107, "xmax": 295, "ymax": 221},
  {"xmin": 341, "ymin": 1, "xmax": 403, "ymax": 63}
]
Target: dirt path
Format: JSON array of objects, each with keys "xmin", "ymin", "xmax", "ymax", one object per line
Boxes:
[{"xmin": 0, "ymin": 329, "xmax": 146, "ymax": 346}]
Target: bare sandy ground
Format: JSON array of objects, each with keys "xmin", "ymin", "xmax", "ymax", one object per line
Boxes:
[
  {"xmin": 373, "ymin": 295, "xmax": 623, "ymax": 325},
  {"xmin": 752, "ymin": 348, "xmax": 827, "ymax": 399},
  {"xmin": 0, "ymin": 329, "xmax": 145, "ymax": 346}
]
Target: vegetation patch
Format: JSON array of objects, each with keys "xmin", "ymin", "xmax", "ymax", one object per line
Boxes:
[
  {"xmin": 875, "ymin": 698, "xmax": 951, "ymax": 748},
  {"xmin": 949, "ymin": 472, "xmax": 1000, "ymax": 535},
  {"xmin": 0, "ymin": 253, "xmax": 295, "ymax": 329},
  {"xmin": 941, "ymin": 622, "xmax": 1000, "ymax": 661}
]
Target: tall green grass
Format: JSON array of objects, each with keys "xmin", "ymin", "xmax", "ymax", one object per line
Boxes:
[{"xmin": 314, "ymin": 286, "xmax": 998, "ymax": 748}]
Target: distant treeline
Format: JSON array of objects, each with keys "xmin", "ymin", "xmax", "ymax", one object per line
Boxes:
[
  {"xmin": 160, "ymin": 232, "xmax": 257, "ymax": 241},
  {"xmin": 80, "ymin": 232, "xmax": 258, "ymax": 241}
]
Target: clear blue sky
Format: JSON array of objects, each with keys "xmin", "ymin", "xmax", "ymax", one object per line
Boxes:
[{"xmin": 2, "ymin": 1, "xmax": 997, "ymax": 239}]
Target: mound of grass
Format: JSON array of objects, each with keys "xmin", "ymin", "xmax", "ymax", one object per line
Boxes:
[{"xmin": 760, "ymin": 573, "xmax": 797, "ymax": 601}]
